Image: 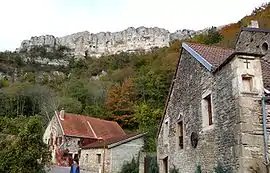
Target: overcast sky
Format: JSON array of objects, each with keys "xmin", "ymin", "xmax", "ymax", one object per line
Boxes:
[{"xmin": 0, "ymin": 0, "xmax": 268, "ymax": 51}]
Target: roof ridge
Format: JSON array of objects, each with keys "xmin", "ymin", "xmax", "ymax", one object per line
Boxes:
[
  {"xmin": 186, "ymin": 42, "xmax": 235, "ymax": 51},
  {"xmin": 65, "ymin": 113, "xmax": 118, "ymax": 123}
]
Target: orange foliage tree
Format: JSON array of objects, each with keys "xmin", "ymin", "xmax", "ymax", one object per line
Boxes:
[{"xmin": 105, "ymin": 79, "xmax": 137, "ymax": 129}]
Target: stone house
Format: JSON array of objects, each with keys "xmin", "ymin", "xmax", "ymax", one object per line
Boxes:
[
  {"xmin": 80, "ymin": 133, "xmax": 145, "ymax": 173},
  {"xmin": 43, "ymin": 109, "xmax": 135, "ymax": 166},
  {"xmin": 157, "ymin": 24, "xmax": 270, "ymax": 172}
]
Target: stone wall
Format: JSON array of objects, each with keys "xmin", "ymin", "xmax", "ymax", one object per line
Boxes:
[
  {"xmin": 80, "ymin": 137, "xmax": 144, "ymax": 173},
  {"xmin": 80, "ymin": 148, "xmax": 110, "ymax": 173},
  {"xmin": 230, "ymin": 54, "xmax": 267, "ymax": 173},
  {"xmin": 157, "ymin": 49, "xmax": 240, "ymax": 173},
  {"xmin": 110, "ymin": 137, "xmax": 144, "ymax": 173},
  {"xmin": 43, "ymin": 114, "xmax": 81, "ymax": 165}
]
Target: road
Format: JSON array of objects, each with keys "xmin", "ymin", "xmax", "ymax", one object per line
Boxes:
[{"xmin": 46, "ymin": 166, "xmax": 91, "ymax": 173}]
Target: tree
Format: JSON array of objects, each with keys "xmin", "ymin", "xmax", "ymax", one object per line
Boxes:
[
  {"xmin": 58, "ymin": 97, "xmax": 82, "ymax": 114},
  {"xmin": 134, "ymin": 103, "xmax": 162, "ymax": 152},
  {"xmin": 0, "ymin": 116, "xmax": 51, "ymax": 173},
  {"xmin": 193, "ymin": 27, "xmax": 223, "ymax": 45},
  {"xmin": 135, "ymin": 69, "xmax": 170, "ymax": 107},
  {"xmin": 105, "ymin": 79, "xmax": 135, "ymax": 115},
  {"xmin": 83, "ymin": 104, "xmax": 109, "ymax": 119}
]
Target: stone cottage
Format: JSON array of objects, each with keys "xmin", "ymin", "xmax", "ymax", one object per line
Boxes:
[
  {"xmin": 43, "ymin": 109, "xmax": 136, "ymax": 166},
  {"xmin": 80, "ymin": 133, "xmax": 145, "ymax": 173},
  {"xmin": 157, "ymin": 24, "xmax": 270, "ymax": 172}
]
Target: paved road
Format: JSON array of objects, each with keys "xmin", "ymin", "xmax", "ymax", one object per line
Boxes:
[{"xmin": 46, "ymin": 166, "xmax": 91, "ymax": 173}]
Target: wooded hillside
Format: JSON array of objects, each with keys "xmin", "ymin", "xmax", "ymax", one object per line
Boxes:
[{"xmin": 0, "ymin": 2, "xmax": 269, "ymax": 172}]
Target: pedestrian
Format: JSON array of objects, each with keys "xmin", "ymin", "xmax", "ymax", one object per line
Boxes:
[{"xmin": 70, "ymin": 159, "xmax": 80, "ymax": 173}]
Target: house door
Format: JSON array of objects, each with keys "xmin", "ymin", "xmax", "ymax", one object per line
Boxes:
[{"xmin": 162, "ymin": 157, "xmax": 168, "ymax": 173}]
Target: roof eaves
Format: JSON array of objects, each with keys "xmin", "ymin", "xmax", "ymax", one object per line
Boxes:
[
  {"xmin": 182, "ymin": 42, "xmax": 213, "ymax": 72},
  {"xmin": 213, "ymin": 51, "xmax": 264, "ymax": 73},
  {"xmin": 64, "ymin": 134, "xmax": 96, "ymax": 139},
  {"xmin": 241, "ymin": 27, "xmax": 270, "ymax": 33},
  {"xmin": 107, "ymin": 133, "xmax": 146, "ymax": 149},
  {"xmin": 55, "ymin": 111, "xmax": 65, "ymax": 136}
]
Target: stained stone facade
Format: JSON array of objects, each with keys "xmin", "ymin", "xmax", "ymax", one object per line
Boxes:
[{"xmin": 157, "ymin": 26, "xmax": 270, "ymax": 173}]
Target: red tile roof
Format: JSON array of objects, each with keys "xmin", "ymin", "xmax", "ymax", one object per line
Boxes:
[
  {"xmin": 261, "ymin": 58, "xmax": 270, "ymax": 91},
  {"xmin": 58, "ymin": 113, "xmax": 126, "ymax": 139},
  {"xmin": 185, "ymin": 42, "xmax": 235, "ymax": 69},
  {"xmin": 184, "ymin": 42, "xmax": 270, "ymax": 91},
  {"xmin": 81, "ymin": 133, "xmax": 143, "ymax": 149}
]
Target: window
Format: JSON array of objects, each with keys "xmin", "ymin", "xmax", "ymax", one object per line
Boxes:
[
  {"xmin": 242, "ymin": 76, "xmax": 253, "ymax": 92},
  {"xmin": 163, "ymin": 119, "xmax": 169, "ymax": 143},
  {"xmin": 86, "ymin": 154, "xmax": 89, "ymax": 163},
  {"xmin": 50, "ymin": 137, "xmax": 53, "ymax": 145},
  {"xmin": 178, "ymin": 121, "xmax": 184, "ymax": 149},
  {"xmin": 162, "ymin": 157, "xmax": 168, "ymax": 173},
  {"xmin": 59, "ymin": 137, "xmax": 62, "ymax": 145},
  {"xmin": 262, "ymin": 42, "xmax": 269, "ymax": 52},
  {"xmin": 165, "ymin": 121, "xmax": 169, "ymax": 137},
  {"xmin": 202, "ymin": 94, "xmax": 213, "ymax": 128},
  {"xmin": 97, "ymin": 154, "xmax": 101, "ymax": 164},
  {"xmin": 205, "ymin": 95, "xmax": 213, "ymax": 125}
]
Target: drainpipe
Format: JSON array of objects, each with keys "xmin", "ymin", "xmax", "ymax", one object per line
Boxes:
[
  {"xmin": 102, "ymin": 139, "xmax": 105, "ymax": 173},
  {"xmin": 262, "ymin": 95, "xmax": 269, "ymax": 172}
]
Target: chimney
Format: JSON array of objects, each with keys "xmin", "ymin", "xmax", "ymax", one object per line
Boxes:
[
  {"xmin": 247, "ymin": 20, "xmax": 259, "ymax": 28},
  {"xmin": 59, "ymin": 108, "xmax": 65, "ymax": 120}
]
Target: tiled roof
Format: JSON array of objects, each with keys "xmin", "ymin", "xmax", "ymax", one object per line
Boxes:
[
  {"xmin": 185, "ymin": 42, "xmax": 270, "ymax": 91},
  {"xmin": 81, "ymin": 133, "xmax": 143, "ymax": 149},
  {"xmin": 261, "ymin": 58, "xmax": 270, "ymax": 91},
  {"xmin": 185, "ymin": 42, "xmax": 235, "ymax": 69},
  {"xmin": 58, "ymin": 113, "xmax": 126, "ymax": 139}
]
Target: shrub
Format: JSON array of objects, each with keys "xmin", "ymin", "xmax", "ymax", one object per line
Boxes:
[
  {"xmin": 120, "ymin": 157, "xmax": 139, "ymax": 173},
  {"xmin": 195, "ymin": 165, "xmax": 202, "ymax": 173},
  {"xmin": 170, "ymin": 165, "xmax": 180, "ymax": 173},
  {"xmin": 148, "ymin": 156, "xmax": 159, "ymax": 173},
  {"xmin": 214, "ymin": 162, "xmax": 229, "ymax": 173}
]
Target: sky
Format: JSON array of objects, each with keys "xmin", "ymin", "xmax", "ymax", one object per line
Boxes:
[{"xmin": 0, "ymin": 0, "xmax": 268, "ymax": 51}]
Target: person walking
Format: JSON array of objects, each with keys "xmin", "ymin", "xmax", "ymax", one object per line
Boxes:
[{"xmin": 70, "ymin": 159, "xmax": 80, "ymax": 173}]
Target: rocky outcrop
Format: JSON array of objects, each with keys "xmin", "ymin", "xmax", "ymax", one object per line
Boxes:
[{"xmin": 18, "ymin": 26, "xmax": 200, "ymax": 57}]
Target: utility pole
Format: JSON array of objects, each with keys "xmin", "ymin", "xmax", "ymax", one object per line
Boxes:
[{"xmin": 102, "ymin": 138, "xmax": 105, "ymax": 173}]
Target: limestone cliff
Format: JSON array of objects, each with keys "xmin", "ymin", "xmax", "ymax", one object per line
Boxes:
[{"xmin": 18, "ymin": 26, "xmax": 199, "ymax": 57}]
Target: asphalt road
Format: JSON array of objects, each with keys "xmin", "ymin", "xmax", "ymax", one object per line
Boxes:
[{"xmin": 46, "ymin": 166, "xmax": 91, "ymax": 173}]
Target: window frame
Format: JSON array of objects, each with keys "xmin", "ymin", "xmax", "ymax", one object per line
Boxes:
[
  {"xmin": 97, "ymin": 154, "xmax": 101, "ymax": 164},
  {"xmin": 241, "ymin": 74, "xmax": 254, "ymax": 93},
  {"xmin": 163, "ymin": 118, "xmax": 170, "ymax": 144},
  {"xmin": 177, "ymin": 120, "xmax": 184, "ymax": 149},
  {"xmin": 202, "ymin": 91, "xmax": 214, "ymax": 130}
]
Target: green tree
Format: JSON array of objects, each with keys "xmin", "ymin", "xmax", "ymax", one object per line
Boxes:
[
  {"xmin": 83, "ymin": 104, "xmax": 109, "ymax": 119},
  {"xmin": 134, "ymin": 103, "xmax": 162, "ymax": 152},
  {"xmin": 193, "ymin": 27, "xmax": 223, "ymax": 45},
  {"xmin": 0, "ymin": 116, "xmax": 50, "ymax": 173},
  {"xmin": 58, "ymin": 97, "xmax": 82, "ymax": 114}
]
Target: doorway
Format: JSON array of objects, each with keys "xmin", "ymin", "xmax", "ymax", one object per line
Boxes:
[{"xmin": 162, "ymin": 157, "xmax": 168, "ymax": 173}]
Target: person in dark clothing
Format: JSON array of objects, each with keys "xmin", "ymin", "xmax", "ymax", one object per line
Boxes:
[{"xmin": 70, "ymin": 159, "xmax": 80, "ymax": 173}]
